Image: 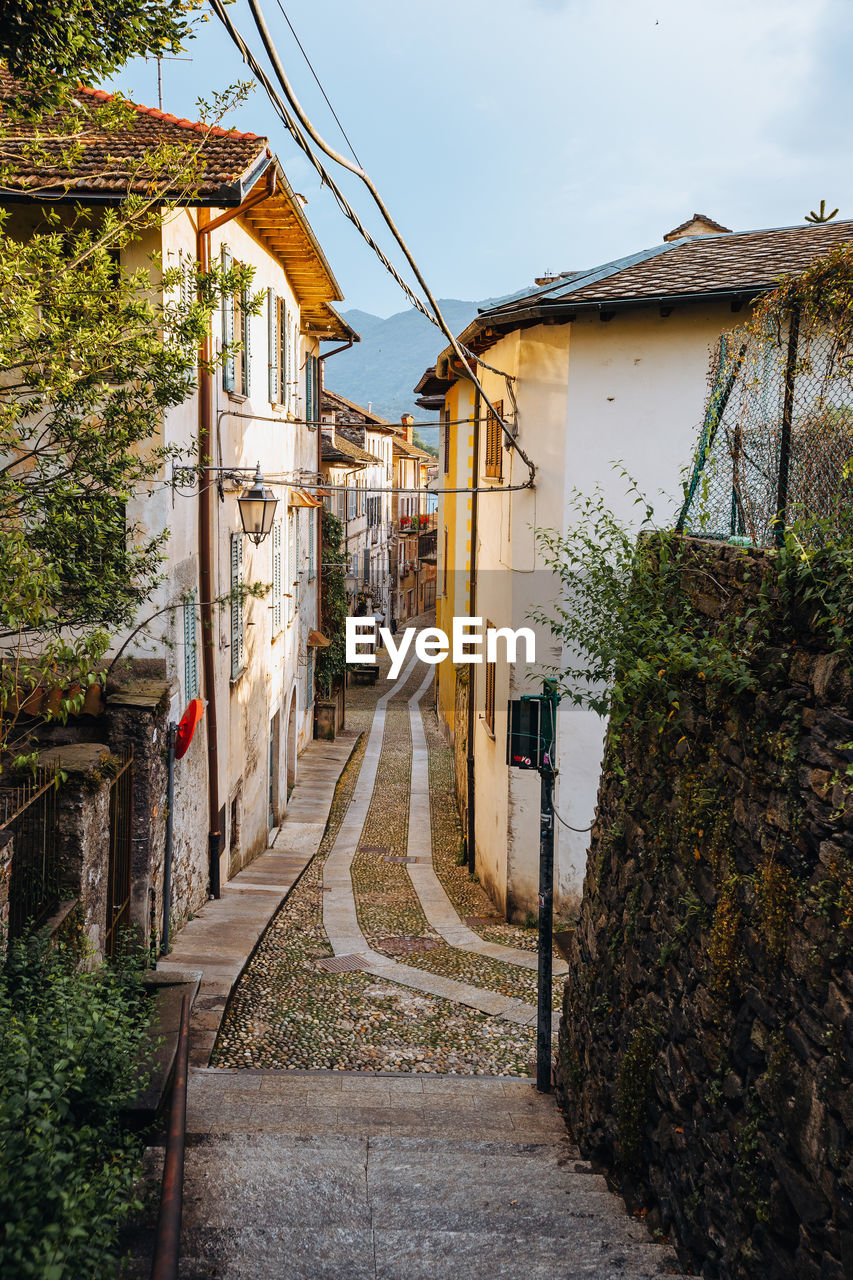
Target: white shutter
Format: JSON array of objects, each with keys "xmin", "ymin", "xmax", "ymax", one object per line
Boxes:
[
  {"xmin": 230, "ymin": 532, "xmax": 244, "ymax": 678},
  {"xmin": 272, "ymin": 520, "xmax": 282, "ymax": 633},
  {"xmin": 308, "ymin": 508, "xmax": 315, "ymax": 580}
]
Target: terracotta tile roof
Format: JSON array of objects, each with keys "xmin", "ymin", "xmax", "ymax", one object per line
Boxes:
[
  {"xmin": 663, "ymin": 212, "xmax": 732, "ymax": 240},
  {"xmin": 321, "ymin": 432, "xmax": 379, "ymax": 466},
  {"xmin": 0, "ymin": 71, "xmax": 268, "ymax": 201},
  {"xmin": 493, "ymin": 220, "xmax": 853, "ymax": 314}
]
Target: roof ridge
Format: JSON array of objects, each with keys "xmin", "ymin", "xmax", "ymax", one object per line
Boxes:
[{"xmin": 76, "ymin": 85, "xmax": 265, "ymax": 143}]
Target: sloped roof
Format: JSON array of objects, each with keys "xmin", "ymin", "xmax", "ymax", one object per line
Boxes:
[
  {"xmin": 322, "ymin": 387, "xmax": 394, "ymax": 428},
  {"xmin": 0, "ymin": 72, "xmax": 268, "ymax": 202},
  {"xmin": 422, "ymin": 220, "xmax": 853, "ymax": 381},
  {"xmin": 663, "ymin": 212, "xmax": 732, "ymax": 241},
  {"xmin": 394, "ymin": 437, "xmax": 433, "ymax": 462},
  {"xmin": 321, "ymin": 432, "xmax": 379, "ymax": 466}
]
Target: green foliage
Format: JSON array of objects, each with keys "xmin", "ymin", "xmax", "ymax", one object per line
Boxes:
[
  {"xmin": 0, "ymin": 938, "xmax": 150, "ymax": 1279},
  {"xmin": 0, "ymin": 116, "xmax": 254, "ymax": 766},
  {"xmin": 616, "ymin": 1021, "xmax": 659, "ymax": 1170},
  {"xmin": 315, "ymin": 509, "xmax": 348, "ymax": 699},
  {"xmin": 0, "ymin": 2, "xmax": 199, "ymax": 110}
]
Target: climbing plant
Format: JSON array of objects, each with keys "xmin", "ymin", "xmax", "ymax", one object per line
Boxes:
[{"xmin": 315, "ymin": 509, "xmax": 348, "ymax": 699}]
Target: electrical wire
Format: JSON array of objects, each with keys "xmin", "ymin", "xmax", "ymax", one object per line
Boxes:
[
  {"xmin": 209, "ymin": 0, "xmax": 534, "ymax": 488},
  {"xmin": 272, "ymin": 0, "xmax": 362, "ymax": 167},
  {"xmin": 245, "ymin": 0, "xmax": 530, "ymax": 471}
]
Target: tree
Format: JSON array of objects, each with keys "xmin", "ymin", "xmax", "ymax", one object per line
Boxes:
[
  {"xmin": 0, "ymin": 91, "xmax": 256, "ymax": 765},
  {"xmin": 0, "ymin": 1, "xmax": 200, "ymax": 109}
]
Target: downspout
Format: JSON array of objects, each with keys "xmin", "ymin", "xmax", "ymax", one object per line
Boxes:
[
  {"xmin": 317, "ymin": 338, "xmax": 354, "ymax": 728},
  {"xmin": 196, "ymin": 168, "xmax": 276, "ymax": 898},
  {"xmin": 466, "ymin": 387, "xmax": 481, "ymax": 874}
]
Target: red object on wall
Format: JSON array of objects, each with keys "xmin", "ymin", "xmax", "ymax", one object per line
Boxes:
[{"xmin": 174, "ymin": 698, "xmax": 205, "ymax": 760}]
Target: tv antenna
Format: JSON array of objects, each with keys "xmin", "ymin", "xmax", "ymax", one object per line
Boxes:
[{"xmin": 144, "ymin": 53, "xmax": 193, "ymax": 111}]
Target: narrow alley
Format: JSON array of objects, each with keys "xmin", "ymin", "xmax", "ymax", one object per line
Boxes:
[{"xmin": 130, "ymin": 618, "xmax": 686, "ymax": 1279}]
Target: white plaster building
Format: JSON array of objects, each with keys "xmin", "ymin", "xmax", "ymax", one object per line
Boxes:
[{"xmin": 421, "ymin": 218, "xmax": 853, "ymax": 921}]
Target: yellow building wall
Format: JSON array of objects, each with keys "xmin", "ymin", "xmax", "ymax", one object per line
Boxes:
[{"xmin": 436, "ymin": 381, "xmax": 474, "ymax": 740}]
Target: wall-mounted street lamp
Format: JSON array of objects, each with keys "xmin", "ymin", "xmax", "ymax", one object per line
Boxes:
[{"xmin": 237, "ymin": 463, "xmax": 278, "ymax": 545}]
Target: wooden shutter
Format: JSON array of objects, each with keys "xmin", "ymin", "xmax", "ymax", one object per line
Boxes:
[
  {"xmin": 305, "ymin": 352, "xmax": 314, "ymax": 424},
  {"xmin": 221, "ymin": 246, "xmax": 235, "ymax": 392},
  {"xmin": 308, "ymin": 507, "xmax": 315, "ymax": 580},
  {"xmin": 294, "ymin": 509, "xmax": 301, "ymax": 612},
  {"xmin": 272, "ymin": 520, "xmax": 282, "ymax": 633},
  {"xmin": 230, "ymin": 532, "xmax": 244, "ymax": 678},
  {"xmin": 286, "ymin": 511, "xmax": 296, "ymax": 624},
  {"xmin": 485, "ymin": 622, "xmax": 496, "ymax": 734},
  {"xmin": 267, "ymin": 289, "xmax": 278, "ymax": 403},
  {"xmin": 183, "ymin": 590, "xmax": 199, "ymax": 699},
  {"xmin": 443, "ymin": 408, "xmax": 451, "ymax": 474},
  {"xmin": 485, "ymin": 400, "xmax": 503, "ymax": 478}
]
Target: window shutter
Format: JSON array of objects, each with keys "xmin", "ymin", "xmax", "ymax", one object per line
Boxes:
[
  {"xmin": 286, "ymin": 511, "xmax": 296, "ymax": 625},
  {"xmin": 485, "ymin": 400, "xmax": 503, "ymax": 478},
  {"xmin": 272, "ymin": 520, "xmax": 282, "ymax": 633},
  {"xmin": 183, "ymin": 590, "xmax": 199, "ymax": 699},
  {"xmin": 278, "ymin": 299, "xmax": 287, "ymax": 406},
  {"xmin": 287, "ymin": 317, "xmax": 295, "ymax": 412},
  {"xmin": 308, "ymin": 507, "xmax": 315, "ymax": 580},
  {"xmin": 294, "ymin": 509, "xmax": 301, "ymax": 612},
  {"xmin": 305, "ymin": 352, "xmax": 314, "ymax": 424},
  {"xmin": 221, "ymin": 246, "xmax": 235, "ymax": 392},
  {"xmin": 443, "ymin": 408, "xmax": 451, "ymax": 474},
  {"xmin": 268, "ymin": 289, "xmax": 278, "ymax": 403},
  {"xmin": 230, "ymin": 532, "xmax": 244, "ymax": 678}
]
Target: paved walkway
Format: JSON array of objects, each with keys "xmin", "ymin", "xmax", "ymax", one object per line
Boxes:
[
  {"xmin": 322, "ymin": 655, "xmax": 565, "ymax": 1028},
  {"xmin": 159, "ymin": 733, "xmax": 358, "ymax": 1065},
  {"xmin": 128, "ymin": 1070, "xmax": 686, "ymax": 1279}
]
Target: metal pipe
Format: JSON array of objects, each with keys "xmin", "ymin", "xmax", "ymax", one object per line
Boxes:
[
  {"xmin": 466, "ymin": 388, "xmax": 481, "ymax": 874},
  {"xmin": 536, "ymin": 762, "xmax": 556, "ymax": 1093},
  {"xmin": 160, "ymin": 723, "xmax": 176, "ymax": 956},
  {"xmin": 196, "ymin": 208, "xmax": 221, "ymax": 899},
  {"xmin": 150, "ymin": 993, "xmax": 190, "ymax": 1280},
  {"xmin": 775, "ymin": 305, "xmax": 801, "ymax": 548}
]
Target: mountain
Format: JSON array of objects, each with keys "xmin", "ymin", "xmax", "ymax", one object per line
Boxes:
[{"xmin": 327, "ymin": 297, "xmax": 510, "ymax": 445}]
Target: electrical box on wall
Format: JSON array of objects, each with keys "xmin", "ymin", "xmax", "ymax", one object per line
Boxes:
[{"xmin": 506, "ymin": 695, "xmax": 555, "ymax": 770}]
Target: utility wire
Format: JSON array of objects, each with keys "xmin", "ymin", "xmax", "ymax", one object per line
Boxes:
[
  {"xmin": 244, "ymin": 0, "xmax": 531, "ymax": 475},
  {"xmin": 273, "ymin": 0, "xmax": 363, "ymax": 167},
  {"xmin": 209, "ymin": 0, "xmax": 534, "ymax": 487}
]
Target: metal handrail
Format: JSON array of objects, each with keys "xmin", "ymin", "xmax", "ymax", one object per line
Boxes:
[{"xmin": 151, "ymin": 993, "xmax": 191, "ymax": 1280}]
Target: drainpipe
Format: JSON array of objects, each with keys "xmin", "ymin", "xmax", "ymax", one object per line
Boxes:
[
  {"xmin": 196, "ymin": 168, "xmax": 276, "ymax": 898},
  {"xmin": 317, "ymin": 338, "xmax": 354, "ymax": 727},
  {"xmin": 466, "ymin": 387, "xmax": 481, "ymax": 873}
]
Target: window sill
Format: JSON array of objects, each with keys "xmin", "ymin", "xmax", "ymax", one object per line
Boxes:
[
  {"xmin": 226, "ymin": 391, "xmax": 248, "ymax": 405},
  {"xmin": 229, "ymin": 667, "xmax": 246, "ymax": 686}
]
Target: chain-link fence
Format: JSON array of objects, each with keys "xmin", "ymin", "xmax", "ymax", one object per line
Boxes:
[{"xmin": 677, "ymin": 309, "xmax": 853, "ymax": 546}]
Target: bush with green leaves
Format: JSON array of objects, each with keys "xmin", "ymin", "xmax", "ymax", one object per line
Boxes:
[{"xmin": 0, "ymin": 939, "xmax": 150, "ymax": 1279}]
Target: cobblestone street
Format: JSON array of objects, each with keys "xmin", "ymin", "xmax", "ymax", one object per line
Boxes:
[{"xmin": 212, "ymin": 621, "xmax": 566, "ymax": 1076}]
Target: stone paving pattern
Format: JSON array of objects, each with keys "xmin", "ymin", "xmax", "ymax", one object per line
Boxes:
[{"xmin": 214, "ymin": 626, "xmax": 565, "ymax": 1074}]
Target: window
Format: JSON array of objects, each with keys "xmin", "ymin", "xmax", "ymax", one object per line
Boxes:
[
  {"xmin": 305, "ymin": 352, "xmax": 319, "ymax": 424},
  {"xmin": 308, "ymin": 507, "xmax": 316, "ymax": 580},
  {"xmin": 267, "ymin": 289, "xmax": 280, "ymax": 403},
  {"xmin": 443, "ymin": 408, "xmax": 451, "ymax": 474},
  {"xmin": 484, "ymin": 618, "xmax": 496, "ymax": 734},
  {"xmin": 230, "ymin": 532, "xmax": 244, "ymax": 679},
  {"xmin": 286, "ymin": 510, "xmax": 298, "ymax": 624},
  {"xmin": 484, "ymin": 399, "xmax": 504, "ymax": 479},
  {"xmin": 306, "ymin": 646, "xmax": 315, "ymax": 705},
  {"xmin": 221, "ymin": 246, "xmax": 250, "ymax": 396},
  {"xmin": 183, "ymin": 589, "xmax": 199, "ymax": 700},
  {"xmin": 272, "ymin": 520, "xmax": 283, "ymax": 633}
]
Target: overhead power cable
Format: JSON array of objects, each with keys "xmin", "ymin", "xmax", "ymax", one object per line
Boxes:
[
  {"xmin": 272, "ymin": 0, "xmax": 362, "ymax": 167},
  {"xmin": 209, "ymin": 0, "xmax": 535, "ymax": 488}
]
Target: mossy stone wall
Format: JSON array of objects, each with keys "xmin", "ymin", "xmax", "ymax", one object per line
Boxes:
[{"xmin": 557, "ymin": 540, "xmax": 853, "ymax": 1280}]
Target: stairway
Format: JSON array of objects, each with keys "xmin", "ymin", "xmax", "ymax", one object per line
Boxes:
[{"xmin": 130, "ymin": 1069, "xmax": 686, "ymax": 1279}]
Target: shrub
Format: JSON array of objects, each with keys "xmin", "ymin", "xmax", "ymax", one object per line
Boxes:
[{"xmin": 0, "ymin": 938, "xmax": 150, "ymax": 1279}]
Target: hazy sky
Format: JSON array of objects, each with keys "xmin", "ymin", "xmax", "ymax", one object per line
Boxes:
[{"xmin": 107, "ymin": 0, "xmax": 853, "ymax": 317}]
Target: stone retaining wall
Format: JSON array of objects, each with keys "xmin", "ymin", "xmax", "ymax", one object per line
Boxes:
[{"xmin": 557, "ymin": 539, "xmax": 853, "ymax": 1280}]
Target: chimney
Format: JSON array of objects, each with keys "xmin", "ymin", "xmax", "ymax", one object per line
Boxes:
[
  {"xmin": 663, "ymin": 213, "xmax": 732, "ymax": 242},
  {"xmin": 401, "ymin": 413, "xmax": 414, "ymax": 443}
]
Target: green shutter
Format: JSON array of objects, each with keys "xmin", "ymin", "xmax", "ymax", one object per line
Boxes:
[
  {"xmin": 272, "ymin": 520, "xmax": 282, "ymax": 633},
  {"xmin": 183, "ymin": 589, "xmax": 199, "ymax": 700},
  {"xmin": 267, "ymin": 289, "xmax": 278, "ymax": 403},
  {"xmin": 230, "ymin": 532, "xmax": 244, "ymax": 678},
  {"xmin": 305, "ymin": 354, "xmax": 314, "ymax": 424},
  {"xmin": 242, "ymin": 288, "xmax": 251, "ymax": 396},
  {"xmin": 221, "ymin": 246, "xmax": 235, "ymax": 392}
]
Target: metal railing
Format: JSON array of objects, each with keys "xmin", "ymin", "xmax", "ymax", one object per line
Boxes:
[
  {"xmin": 1, "ymin": 766, "xmax": 60, "ymax": 939},
  {"xmin": 151, "ymin": 993, "xmax": 191, "ymax": 1280}
]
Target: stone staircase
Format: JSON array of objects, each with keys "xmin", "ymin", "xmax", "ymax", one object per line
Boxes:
[{"xmin": 128, "ymin": 1069, "xmax": 687, "ymax": 1279}]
